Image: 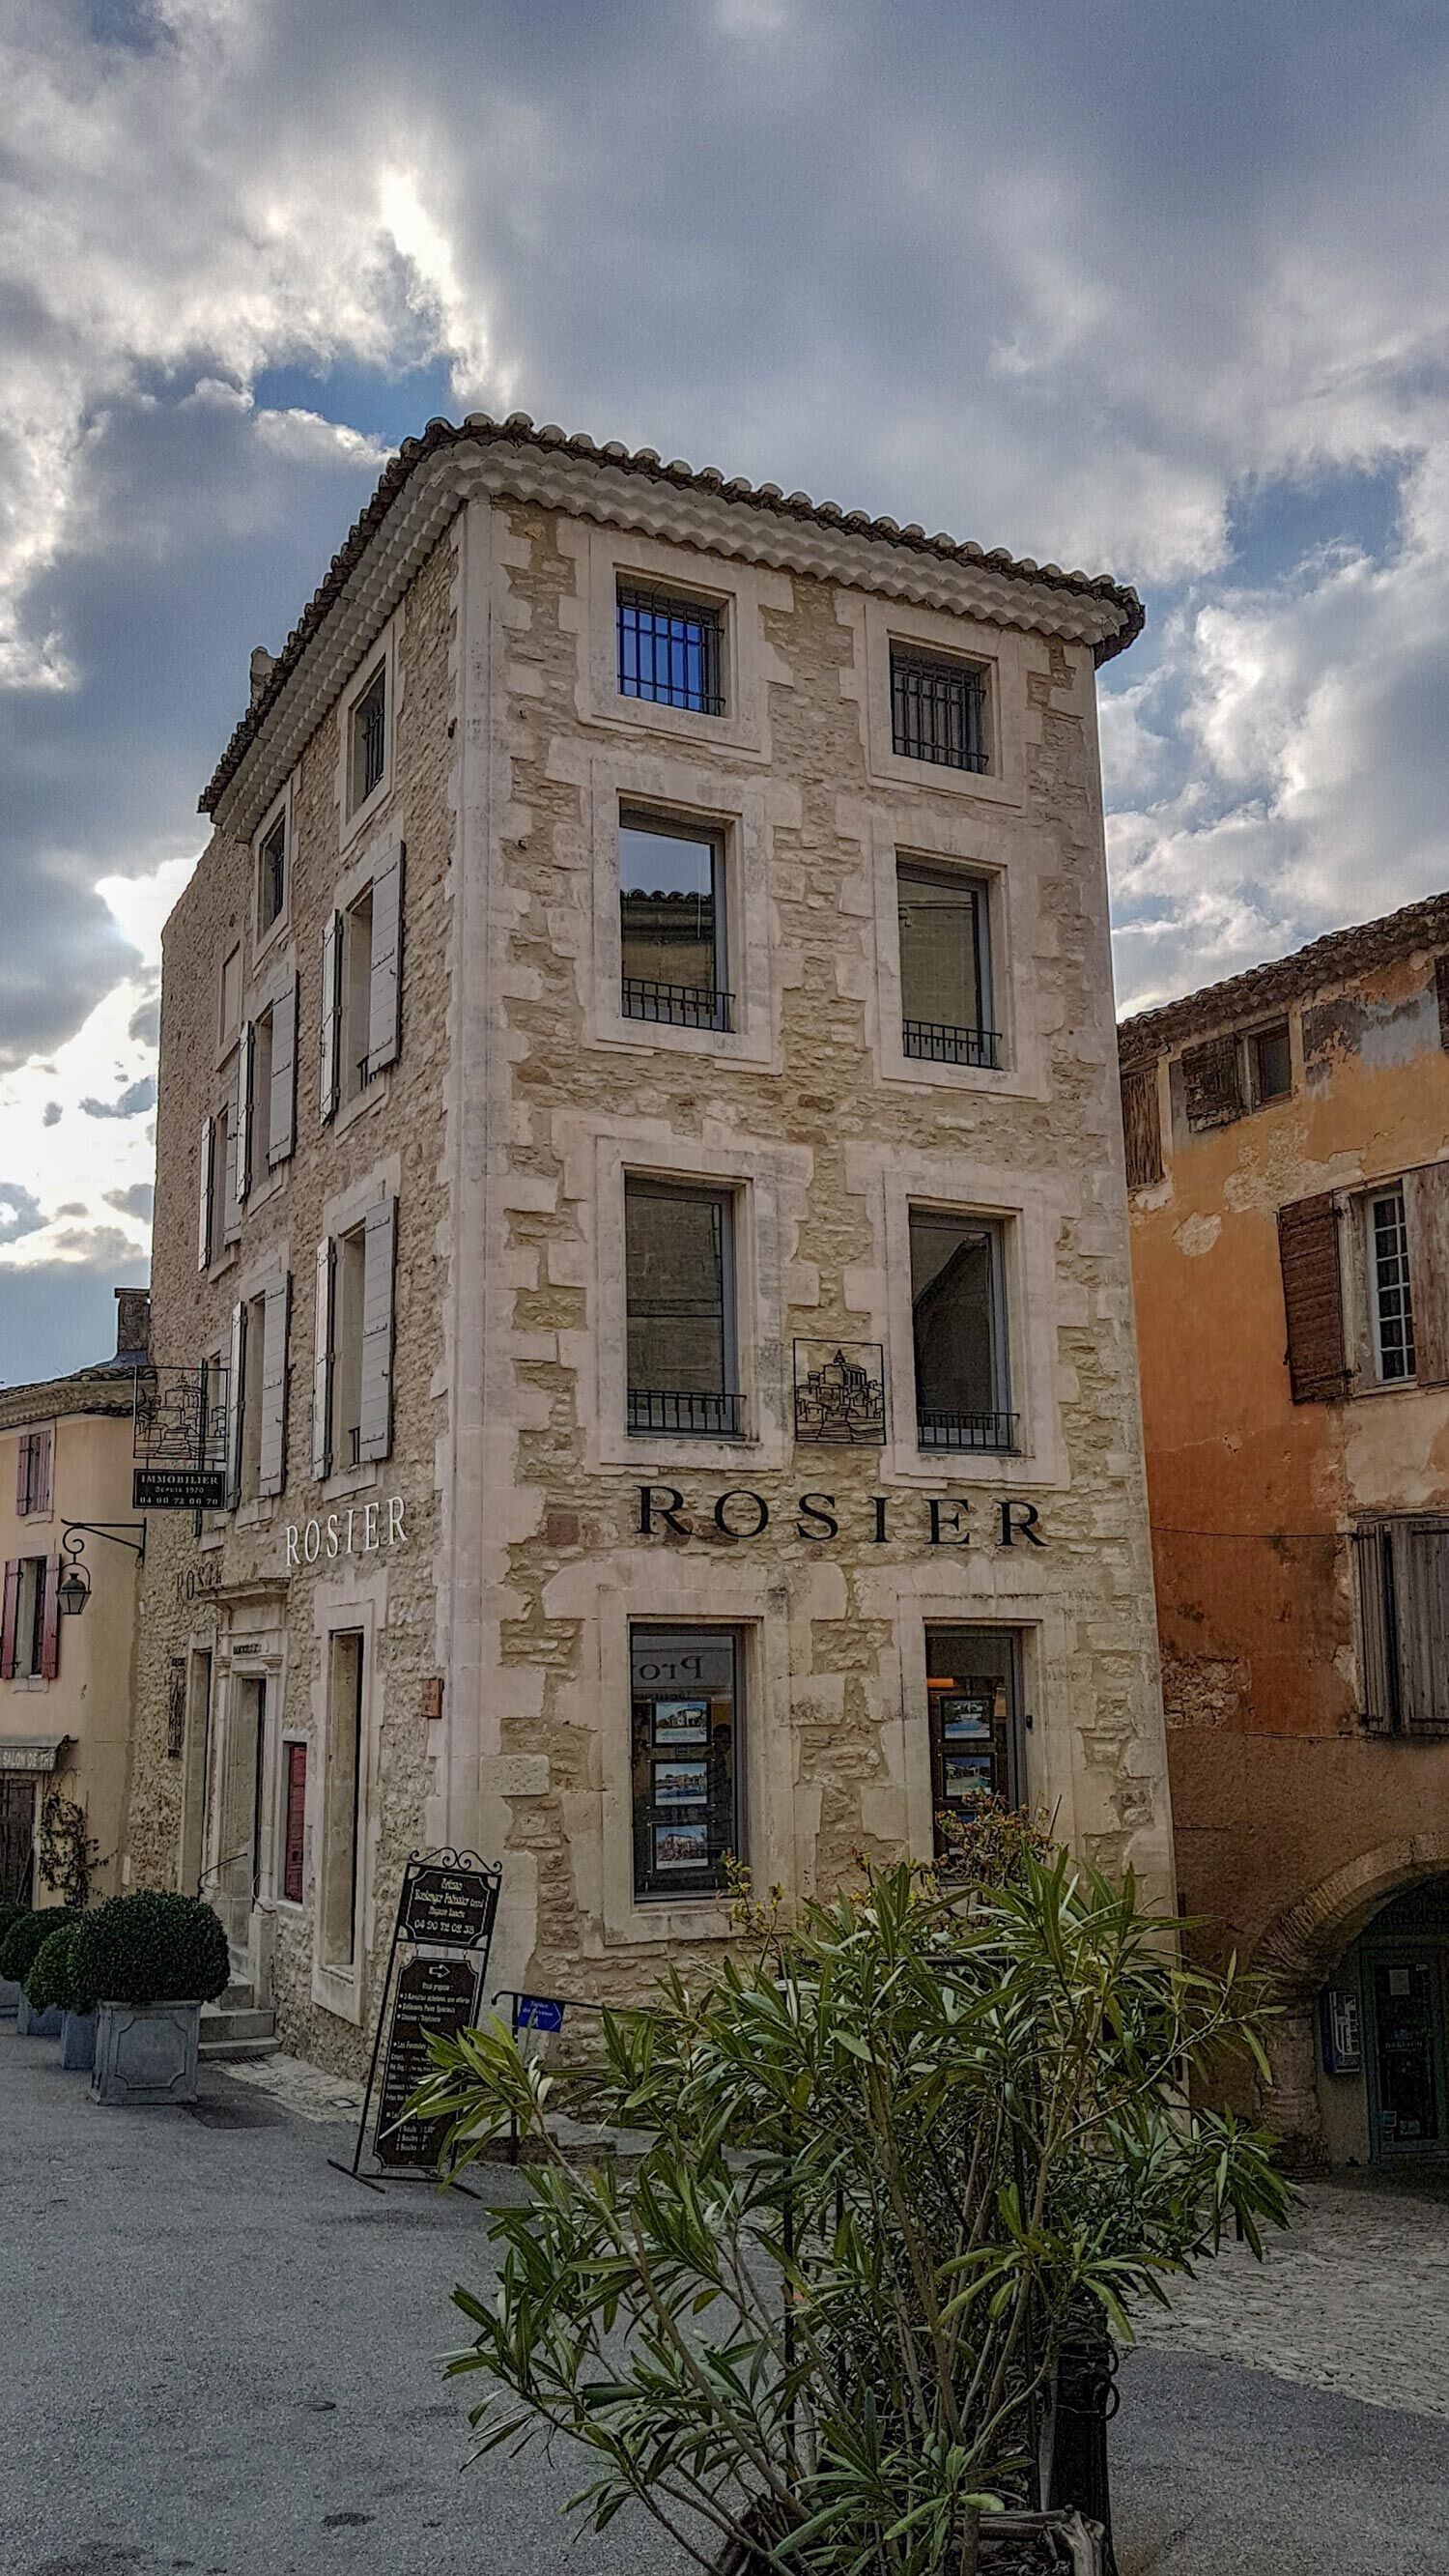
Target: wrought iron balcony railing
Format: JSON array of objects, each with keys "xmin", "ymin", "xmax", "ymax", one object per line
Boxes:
[
  {"xmin": 628, "ymin": 1388, "xmax": 746, "ymax": 1439},
  {"xmin": 916, "ymin": 1407, "xmax": 1019, "ymax": 1453},
  {"xmin": 623, "ymin": 977, "xmax": 733, "ymax": 1031},
  {"xmin": 902, "ymin": 1018, "xmax": 1002, "ymax": 1069}
]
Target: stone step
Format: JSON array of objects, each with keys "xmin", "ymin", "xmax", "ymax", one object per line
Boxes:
[
  {"xmin": 201, "ymin": 2005, "xmax": 274, "ymax": 2043},
  {"xmin": 198, "ymin": 2034, "xmax": 282, "ymax": 2064},
  {"xmin": 218, "ymin": 1980, "xmax": 256, "ymax": 2011}
]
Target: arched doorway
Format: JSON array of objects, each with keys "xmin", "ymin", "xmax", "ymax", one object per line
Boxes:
[{"xmin": 1356, "ymin": 1879, "xmax": 1449, "ymax": 2161}]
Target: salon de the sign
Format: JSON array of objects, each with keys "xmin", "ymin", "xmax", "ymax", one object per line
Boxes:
[{"xmin": 636, "ymin": 1485, "xmax": 1046, "ymax": 1548}]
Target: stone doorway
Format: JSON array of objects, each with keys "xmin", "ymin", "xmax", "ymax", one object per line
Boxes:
[{"xmin": 214, "ymin": 1674, "xmax": 266, "ymax": 1971}]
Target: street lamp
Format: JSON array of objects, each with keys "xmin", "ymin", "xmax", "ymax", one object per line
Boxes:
[
  {"xmin": 56, "ymin": 1560, "xmax": 91, "ymax": 1618},
  {"xmin": 56, "ymin": 1518, "xmax": 146, "ymax": 1616}
]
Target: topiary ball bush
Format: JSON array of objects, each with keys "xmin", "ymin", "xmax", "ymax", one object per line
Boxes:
[
  {"xmin": 26, "ymin": 1925, "xmax": 88, "ymax": 2016},
  {"xmin": 0, "ymin": 1898, "xmax": 31, "ymax": 1951},
  {"xmin": 72, "ymin": 1891, "xmax": 230, "ymax": 2010},
  {"xmin": 1, "ymin": 1906, "xmax": 80, "ymax": 1989}
]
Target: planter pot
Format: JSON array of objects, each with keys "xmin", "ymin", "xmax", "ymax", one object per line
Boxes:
[
  {"xmin": 61, "ymin": 2009, "xmax": 98, "ymax": 2072},
  {"xmin": 0, "ymin": 1974, "xmax": 21, "ymax": 2018},
  {"xmin": 16, "ymin": 1992, "xmax": 62, "ymax": 2039},
  {"xmin": 91, "ymin": 1998, "xmax": 202, "ymax": 2106}
]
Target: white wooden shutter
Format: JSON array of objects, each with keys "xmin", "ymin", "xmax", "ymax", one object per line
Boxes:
[
  {"xmin": 198, "ymin": 1113, "xmax": 215, "ymax": 1271},
  {"xmin": 269, "ymin": 974, "xmax": 298, "ymax": 1166},
  {"xmin": 1405, "ymin": 1162, "xmax": 1449, "ymax": 1387},
  {"xmin": 226, "ymin": 1300, "xmax": 246, "ymax": 1506},
  {"xmin": 357, "ymin": 1196, "xmax": 397, "ymax": 1463},
  {"xmin": 258, "ymin": 1275, "xmax": 291, "ymax": 1499},
  {"xmin": 312, "ymin": 1239, "xmax": 335, "ymax": 1481},
  {"xmin": 235, "ymin": 1020, "xmax": 255, "ymax": 1202},
  {"xmin": 222, "ymin": 1108, "xmax": 241, "ymax": 1242},
  {"xmin": 367, "ymin": 842, "xmax": 404, "ymax": 1076},
  {"xmin": 320, "ymin": 911, "xmax": 342, "ymax": 1122}
]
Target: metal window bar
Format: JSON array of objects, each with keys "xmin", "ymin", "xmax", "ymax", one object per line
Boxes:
[
  {"xmin": 902, "ymin": 1018, "xmax": 1002, "ymax": 1069},
  {"xmin": 627, "ymin": 1388, "xmax": 746, "ymax": 1438},
  {"xmin": 616, "ymin": 584, "xmax": 724, "ymax": 714},
  {"xmin": 356, "ymin": 671, "xmax": 386, "ymax": 800},
  {"xmin": 891, "ymin": 649, "xmax": 987, "ymax": 770},
  {"xmin": 916, "ymin": 1406, "xmax": 1019, "ymax": 1452},
  {"xmin": 622, "ymin": 976, "xmax": 733, "ymax": 1031}
]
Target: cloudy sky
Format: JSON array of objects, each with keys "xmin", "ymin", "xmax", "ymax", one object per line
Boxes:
[{"xmin": 3, "ymin": 0, "xmax": 1448, "ymax": 1383}]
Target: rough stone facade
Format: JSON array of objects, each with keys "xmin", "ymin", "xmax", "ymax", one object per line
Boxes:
[
  {"xmin": 1122, "ymin": 920, "xmax": 1449, "ymax": 2163},
  {"xmin": 128, "ymin": 419, "xmax": 1171, "ymax": 2079}
]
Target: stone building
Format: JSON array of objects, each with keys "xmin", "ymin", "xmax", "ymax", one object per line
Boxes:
[
  {"xmin": 126, "ymin": 412, "xmax": 1171, "ymax": 2078},
  {"xmin": 0, "ymin": 1289, "xmax": 150, "ymax": 1911},
  {"xmin": 1122, "ymin": 895, "xmax": 1449, "ymax": 2165}
]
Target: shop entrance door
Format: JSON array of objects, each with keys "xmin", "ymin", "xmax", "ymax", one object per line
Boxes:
[
  {"xmin": 1367, "ymin": 1955, "xmax": 1446, "ymax": 2158},
  {"xmin": 0, "ymin": 1776, "xmax": 35, "ymax": 1905},
  {"xmin": 215, "ymin": 1676, "xmax": 266, "ymax": 1969}
]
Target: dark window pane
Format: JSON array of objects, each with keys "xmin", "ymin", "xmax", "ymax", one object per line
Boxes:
[
  {"xmin": 260, "ymin": 816, "xmax": 286, "ymax": 929},
  {"xmin": 925, "ymin": 1625, "xmax": 1018, "ymax": 1845},
  {"xmin": 617, "ymin": 586, "xmax": 724, "ymax": 714},
  {"xmin": 897, "ymin": 867, "xmax": 984, "ymax": 1041},
  {"xmin": 891, "ymin": 647, "xmax": 987, "ymax": 771},
  {"xmin": 353, "ymin": 666, "xmax": 386, "ymax": 804},
  {"xmin": 621, "ymin": 820, "xmax": 720, "ymax": 1000},
  {"xmin": 1251, "ymin": 1023, "xmax": 1292, "ymax": 1102},
  {"xmin": 630, "ymin": 1624, "xmax": 739, "ymax": 1899},
  {"xmin": 910, "ymin": 1211, "xmax": 1010, "ymax": 1446},
  {"xmin": 626, "ymin": 1182, "xmax": 731, "ymax": 1405}
]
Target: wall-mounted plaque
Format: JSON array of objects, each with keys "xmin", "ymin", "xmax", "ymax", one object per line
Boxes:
[
  {"xmin": 400, "ymin": 1859, "xmax": 498, "ymax": 1950},
  {"xmin": 793, "ymin": 1340, "xmax": 887, "ymax": 1445},
  {"xmin": 134, "ymin": 1467, "xmax": 226, "ymax": 1511}
]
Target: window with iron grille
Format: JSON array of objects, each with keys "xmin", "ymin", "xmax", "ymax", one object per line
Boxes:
[
  {"xmin": 896, "ymin": 863, "xmax": 998, "ymax": 1068},
  {"xmin": 351, "ymin": 663, "xmax": 387, "ymax": 808},
  {"xmin": 630, "ymin": 1623, "xmax": 742, "ymax": 1900},
  {"xmin": 625, "ymin": 1178, "xmax": 743, "ymax": 1437},
  {"xmin": 619, "ymin": 811, "xmax": 731, "ymax": 1031},
  {"xmin": 258, "ymin": 812, "xmax": 286, "ymax": 931},
  {"xmin": 1370, "ymin": 1187, "xmax": 1416, "ymax": 1382},
  {"xmin": 890, "ymin": 646, "xmax": 988, "ymax": 772},
  {"xmin": 909, "ymin": 1208, "xmax": 1015, "ymax": 1451},
  {"xmin": 616, "ymin": 584, "xmax": 724, "ymax": 715}
]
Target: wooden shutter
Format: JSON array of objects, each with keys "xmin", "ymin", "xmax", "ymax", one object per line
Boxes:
[
  {"xmin": 39, "ymin": 1557, "xmax": 61, "ymax": 1682},
  {"xmin": 223, "ymin": 1107, "xmax": 241, "ymax": 1242},
  {"xmin": 320, "ymin": 911, "xmax": 343, "ymax": 1122},
  {"xmin": 366, "ymin": 842, "xmax": 404, "ymax": 1076},
  {"xmin": 198, "ymin": 1112, "xmax": 215, "ymax": 1270},
  {"xmin": 1405, "ymin": 1161, "xmax": 1449, "ymax": 1386},
  {"xmin": 283, "ymin": 1742, "xmax": 307, "ymax": 1903},
  {"xmin": 312, "ymin": 1239, "xmax": 335, "ymax": 1480},
  {"xmin": 1391, "ymin": 1522, "xmax": 1449, "ymax": 1734},
  {"xmin": 226, "ymin": 1300, "xmax": 246, "ymax": 1505},
  {"xmin": 357, "ymin": 1196, "xmax": 396, "ymax": 1463},
  {"xmin": 268, "ymin": 973, "xmax": 298, "ymax": 1165},
  {"xmin": 1181, "ymin": 1033, "xmax": 1244, "ymax": 1131},
  {"xmin": 15, "ymin": 1433, "xmax": 31, "ymax": 1516},
  {"xmin": 258, "ymin": 1276, "xmax": 291, "ymax": 1499},
  {"xmin": 0, "ymin": 1561, "xmax": 19, "ymax": 1679},
  {"xmin": 235, "ymin": 1019, "xmax": 255, "ymax": 1202},
  {"xmin": 1354, "ymin": 1529, "xmax": 1397, "ymax": 1729},
  {"xmin": 35, "ymin": 1429, "xmax": 50, "ymax": 1517},
  {"xmin": 1121, "ymin": 1062, "xmax": 1163, "ymax": 1189},
  {"xmin": 1436, "ymin": 954, "xmax": 1449, "ymax": 1050},
  {"xmin": 1277, "ymin": 1192, "xmax": 1348, "ymax": 1401}
]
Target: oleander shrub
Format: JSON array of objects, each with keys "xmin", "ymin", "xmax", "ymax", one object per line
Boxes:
[
  {"xmin": 72, "ymin": 1890, "xmax": 229, "ymax": 2009},
  {"xmin": 26, "ymin": 1923, "xmax": 95, "ymax": 2018},
  {"xmin": 1, "ymin": 1905, "xmax": 80, "ymax": 1989}
]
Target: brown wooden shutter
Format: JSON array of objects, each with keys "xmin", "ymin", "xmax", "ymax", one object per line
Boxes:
[
  {"xmin": 1405, "ymin": 1161, "xmax": 1449, "ymax": 1386},
  {"xmin": 1277, "ymin": 1192, "xmax": 1349, "ymax": 1401},
  {"xmin": 1121, "ymin": 1062, "xmax": 1163, "ymax": 1189},
  {"xmin": 1436, "ymin": 954, "xmax": 1449, "ymax": 1050},
  {"xmin": 1391, "ymin": 1522, "xmax": 1449, "ymax": 1733},
  {"xmin": 366, "ymin": 843, "xmax": 404, "ymax": 1077},
  {"xmin": 0, "ymin": 1561, "xmax": 19, "ymax": 1679},
  {"xmin": 1181, "ymin": 1033, "xmax": 1244, "ymax": 1131},
  {"xmin": 34, "ymin": 1428, "xmax": 51, "ymax": 1518},
  {"xmin": 39, "ymin": 1557, "xmax": 61, "ymax": 1681},
  {"xmin": 1354, "ymin": 1529, "xmax": 1396, "ymax": 1728},
  {"xmin": 357, "ymin": 1196, "xmax": 396, "ymax": 1464},
  {"xmin": 15, "ymin": 1433, "xmax": 31, "ymax": 1517},
  {"xmin": 283, "ymin": 1741, "xmax": 307, "ymax": 1903},
  {"xmin": 269, "ymin": 973, "xmax": 298, "ymax": 1165}
]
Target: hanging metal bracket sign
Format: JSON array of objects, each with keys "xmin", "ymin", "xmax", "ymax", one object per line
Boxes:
[{"xmin": 332, "ymin": 1847, "xmax": 502, "ymax": 2190}]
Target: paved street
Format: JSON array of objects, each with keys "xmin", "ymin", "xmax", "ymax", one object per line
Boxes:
[{"xmin": 5, "ymin": 2025, "xmax": 1449, "ymax": 2575}]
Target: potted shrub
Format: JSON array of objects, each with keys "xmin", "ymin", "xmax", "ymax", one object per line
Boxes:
[
  {"xmin": 72, "ymin": 1891, "xmax": 230, "ymax": 2107},
  {"xmin": 2, "ymin": 1905, "xmax": 81, "ymax": 2037},
  {"xmin": 29, "ymin": 1923, "xmax": 99, "ymax": 2070},
  {"xmin": 412, "ymin": 1843, "xmax": 1288, "ymax": 2576},
  {"xmin": 0, "ymin": 1901, "xmax": 30, "ymax": 2017}
]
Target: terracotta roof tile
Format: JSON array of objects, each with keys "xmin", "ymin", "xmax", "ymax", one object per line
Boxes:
[{"xmin": 1118, "ymin": 887, "xmax": 1449, "ymax": 1062}]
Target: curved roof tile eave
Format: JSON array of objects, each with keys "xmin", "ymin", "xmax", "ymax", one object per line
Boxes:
[{"xmin": 200, "ymin": 411, "xmax": 1146, "ymax": 815}]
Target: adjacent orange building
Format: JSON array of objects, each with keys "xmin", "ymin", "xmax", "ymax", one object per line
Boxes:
[{"xmin": 1122, "ymin": 894, "xmax": 1449, "ymax": 2167}]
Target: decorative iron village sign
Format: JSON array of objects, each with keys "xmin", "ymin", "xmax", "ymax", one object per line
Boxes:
[
  {"xmin": 637, "ymin": 1485, "xmax": 1046, "ymax": 1547},
  {"xmin": 132, "ymin": 1364, "xmax": 230, "ymax": 1513}
]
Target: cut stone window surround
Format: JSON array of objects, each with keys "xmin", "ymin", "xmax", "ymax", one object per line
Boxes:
[
  {"xmin": 565, "ymin": 519, "xmax": 791, "ymax": 762},
  {"xmin": 320, "ymin": 839, "xmax": 404, "ymax": 1123},
  {"xmin": 253, "ymin": 780, "xmax": 291, "ymax": 952},
  {"xmin": 309, "ymin": 1581, "xmax": 383, "ymax": 2026},
  {"xmin": 585, "ymin": 753, "xmax": 779, "ymax": 1069},
  {"xmin": 846, "ymin": 593, "xmax": 1030, "ymax": 811},
  {"xmin": 334, "ymin": 612, "xmax": 400, "ymax": 852}
]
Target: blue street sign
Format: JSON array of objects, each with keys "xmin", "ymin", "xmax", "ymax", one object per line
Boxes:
[{"xmin": 515, "ymin": 1994, "xmax": 565, "ymax": 2032}]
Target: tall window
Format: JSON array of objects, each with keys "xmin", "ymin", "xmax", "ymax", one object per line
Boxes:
[
  {"xmin": 331, "ymin": 1223, "xmax": 368, "ymax": 1469},
  {"xmin": 281, "ymin": 1741, "xmax": 307, "ymax": 1906},
  {"xmin": 341, "ymin": 887, "xmax": 375, "ymax": 1103},
  {"xmin": 630, "ymin": 1625, "xmax": 741, "ymax": 1900},
  {"xmin": 15, "ymin": 1428, "xmax": 52, "ymax": 1518},
  {"xmin": 1247, "ymin": 1020, "xmax": 1292, "ymax": 1106},
  {"xmin": 616, "ymin": 583, "xmax": 724, "ymax": 715},
  {"xmin": 351, "ymin": 663, "xmax": 387, "ymax": 809},
  {"xmin": 238, "ymin": 1291, "xmax": 267, "ymax": 1503},
  {"xmin": 1370, "ymin": 1187, "xmax": 1416, "ymax": 1383},
  {"xmin": 322, "ymin": 1632, "xmax": 364, "ymax": 1969},
  {"xmin": 925, "ymin": 1627, "xmax": 1021, "ymax": 1846},
  {"xmin": 909, "ymin": 1209, "xmax": 1014, "ymax": 1450},
  {"xmin": 890, "ymin": 645, "xmax": 987, "ymax": 773},
  {"xmin": 258, "ymin": 811, "xmax": 286, "ymax": 932},
  {"xmin": 896, "ymin": 864, "xmax": 997, "ymax": 1068},
  {"xmin": 619, "ymin": 813, "xmax": 730, "ymax": 1029},
  {"xmin": 625, "ymin": 1179, "xmax": 742, "ymax": 1437},
  {"xmin": 1, "ymin": 1557, "xmax": 55, "ymax": 1680}
]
